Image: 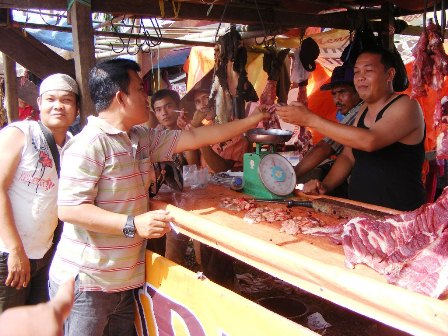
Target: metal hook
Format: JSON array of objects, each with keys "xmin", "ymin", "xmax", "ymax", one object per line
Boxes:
[{"xmin": 110, "ymin": 16, "xmax": 126, "ymax": 54}]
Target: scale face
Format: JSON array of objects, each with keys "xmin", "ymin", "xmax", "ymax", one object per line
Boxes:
[
  {"xmin": 243, "ymin": 128, "xmax": 296, "ymax": 200},
  {"xmin": 259, "ymin": 153, "xmax": 296, "ymax": 196},
  {"xmin": 243, "ymin": 151, "xmax": 296, "ymax": 199}
]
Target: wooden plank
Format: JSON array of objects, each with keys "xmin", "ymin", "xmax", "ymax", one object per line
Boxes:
[
  {"xmin": 1, "ymin": 0, "xmax": 384, "ymax": 30},
  {"xmin": 0, "ymin": 26, "xmax": 74, "ymax": 79},
  {"xmin": 69, "ymin": 1, "xmax": 95, "ymax": 124},
  {"xmin": 3, "ymin": 53, "xmax": 18, "ymax": 122}
]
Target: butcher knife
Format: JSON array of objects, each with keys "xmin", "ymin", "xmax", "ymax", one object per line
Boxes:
[{"xmin": 254, "ymin": 198, "xmax": 389, "ymax": 219}]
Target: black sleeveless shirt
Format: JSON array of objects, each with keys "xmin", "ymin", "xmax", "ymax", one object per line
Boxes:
[{"xmin": 349, "ymin": 94, "xmax": 426, "ymax": 211}]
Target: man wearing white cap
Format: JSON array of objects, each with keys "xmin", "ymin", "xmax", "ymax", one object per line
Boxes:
[{"xmin": 0, "ymin": 73, "xmax": 79, "ymax": 312}]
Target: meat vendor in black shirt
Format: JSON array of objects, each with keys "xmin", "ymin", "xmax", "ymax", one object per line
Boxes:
[{"xmin": 276, "ymin": 46, "xmax": 426, "ymax": 211}]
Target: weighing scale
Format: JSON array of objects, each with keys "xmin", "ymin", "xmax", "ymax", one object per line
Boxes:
[{"xmin": 243, "ymin": 128, "xmax": 297, "ymax": 200}]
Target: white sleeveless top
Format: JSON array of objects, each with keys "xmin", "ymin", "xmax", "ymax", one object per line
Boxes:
[{"xmin": 0, "ymin": 121, "xmax": 64, "ymax": 258}]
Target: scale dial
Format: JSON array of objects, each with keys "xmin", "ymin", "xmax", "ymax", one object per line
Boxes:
[{"xmin": 258, "ymin": 153, "xmax": 296, "ymax": 196}]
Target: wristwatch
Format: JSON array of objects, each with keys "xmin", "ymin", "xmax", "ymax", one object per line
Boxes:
[{"xmin": 123, "ymin": 215, "xmax": 136, "ymax": 238}]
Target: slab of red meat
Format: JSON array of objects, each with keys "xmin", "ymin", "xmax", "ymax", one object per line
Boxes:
[
  {"xmin": 411, "ymin": 27, "xmax": 432, "ymax": 98},
  {"xmin": 427, "ymin": 21, "xmax": 448, "ymax": 92},
  {"xmin": 260, "ymin": 80, "xmax": 281, "ymax": 129},
  {"xmin": 386, "ymin": 230, "xmax": 448, "ymax": 298},
  {"xmin": 341, "ymin": 188, "xmax": 448, "ymax": 297}
]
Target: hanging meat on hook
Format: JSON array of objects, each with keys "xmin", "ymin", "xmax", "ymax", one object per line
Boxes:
[
  {"xmin": 411, "ymin": 18, "xmax": 448, "ymax": 159},
  {"xmin": 411, "ymin": 19, "xmax": 448, "ymax": 120},
  {"xmin": 259, "ymin": 47, "xmax": 290, "ymax": 129},
  {"xmin": 209, "ymin": 29, "xmax": 258, "ymax": 124}
]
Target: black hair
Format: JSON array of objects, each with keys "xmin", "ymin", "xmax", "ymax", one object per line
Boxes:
[
  {"xmin": 88, "ymin": 58, "xmax": 141, "ymax": 113},
  {"xmin": 357, "ymin": 45, "xmax": 396, "ymax": 71},
  {"xmin": 150, "ymin": 89, "xmax": 180, "ymax": 110}
]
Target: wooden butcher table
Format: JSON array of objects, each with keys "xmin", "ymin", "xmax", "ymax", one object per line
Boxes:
[{"xmin": 151, "ymin": 184, "xmax": 448, "ymax": 336}]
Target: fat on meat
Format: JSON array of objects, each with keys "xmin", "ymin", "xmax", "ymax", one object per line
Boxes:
[
  {"xmin": 386, "ymin": 230, "xmax": 448, "ymax": 298},
  {"xmin": 342, "ymin": 187, "xmax": 448, "ymax": 298}
]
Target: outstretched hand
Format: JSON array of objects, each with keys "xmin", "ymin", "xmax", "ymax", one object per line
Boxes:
[
  {"xmin": 275, "ymin": 102, "xmax": 314, "ymax": 126},
  {"xmin": 0, "ymin": 277, "xmax": 74, "ymax": 336},
  {"xmin": 251, "ymin": 104, "xmax": 272, "ymax": 125}
]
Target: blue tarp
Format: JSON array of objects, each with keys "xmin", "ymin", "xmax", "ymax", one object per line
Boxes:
[
  {"xmin": 152, "ymin": 48, "xmax": 190, "ymax": 69},
  {"xmin": 13, "ymin": 12, "xmax": 93, "ymax": 51}
]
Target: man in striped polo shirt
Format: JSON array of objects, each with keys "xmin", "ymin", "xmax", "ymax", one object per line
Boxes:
[{"xmin": 48, "ymin": 58, "xmax": 269, "ymax": 335}]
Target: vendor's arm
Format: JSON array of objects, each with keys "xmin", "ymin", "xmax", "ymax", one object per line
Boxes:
[
  {"xmin": 276, "ymin": 97, "xmax": 424, "ymax": 152},
  {"xmin": 0, "ymin": 127, "xmax": 30, "ymax": 289},
  {"xmin": 184, "ymin": 149, "xmax": 200, "ymax": 166},
  {"xmin": 295, "ymin": 140, "xmax": 334, "ymax": 178},
  {"xmin": 303, "ymin": 147, "xmax": 354, "ymax": 195},
  {"xmin": 200, "ymin": 146, "xmax": 235, "ymax": 173},
  {"xmin": 59, "ymin": 204, "xmax": 172, "ymax": 239},
  {"xmin": 175, "ymin": 106, "xmax": 268, "ymax": 152}
]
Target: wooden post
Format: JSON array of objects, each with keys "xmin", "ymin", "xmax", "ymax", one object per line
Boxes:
[
  {"xmin": 69, "ymin": 0, "xmax": 96, "ymax": 127},
  {"xmin": 381, "ymin": 2, "xmax": 395, "ymax": 51},
  {"xmin": 3, "ymin": 53, "xmax": 19, "ymax": 122}
]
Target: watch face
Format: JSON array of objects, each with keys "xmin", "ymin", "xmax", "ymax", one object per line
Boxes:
[
  {"xmin": 123, "ymin": 216, "xmax": 135, "ymax": 238},
  {"xmin": 123, "ymin": 227, "xmax": 135, "ymax": 238}
]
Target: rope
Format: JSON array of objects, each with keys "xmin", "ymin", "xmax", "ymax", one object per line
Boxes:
[{"xmin": 172, "ymin": 0, "xmax": 181, "ymax": 19}]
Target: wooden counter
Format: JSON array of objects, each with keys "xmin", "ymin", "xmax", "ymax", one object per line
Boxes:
[{"xmin": 151, "ymin": 184, "xmax": 448, "ymax": 336}]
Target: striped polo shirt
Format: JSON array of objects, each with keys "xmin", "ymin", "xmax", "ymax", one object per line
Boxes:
[
  {"xmin": 323, "ymin": 101, "xmax": 362, "ymax": 156},
  {"xmin": 49, "ymin": 116, "xmax": 181, "ymax": 292}
]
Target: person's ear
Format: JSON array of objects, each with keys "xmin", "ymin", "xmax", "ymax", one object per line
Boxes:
[
  {"xmin": 387, "ymin": 67, "xmax": 396, "ymax": 82},
  {"xmin": 116, "ymin": 90, "xmax": 125, "ymax": 106},
  {"xmin": 37, "ymin": 96, "xmax": 42, "ymax": 110}
]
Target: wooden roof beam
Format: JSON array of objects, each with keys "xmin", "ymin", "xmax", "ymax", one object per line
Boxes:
[
  {"xmin": 0, "ymin": 25, "xmax": 75, "ymax": 79},
  {"xmin": 1, "ymin": 0, "xmax": 387, "ymax": 30}
]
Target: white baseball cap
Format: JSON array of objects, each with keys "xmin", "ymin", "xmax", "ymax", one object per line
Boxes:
[{"xmin": 39, "ymin": 73, "xmax": 79, "ymax": 96}]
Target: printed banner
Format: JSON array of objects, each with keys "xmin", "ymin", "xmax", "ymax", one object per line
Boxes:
[{"xmin": 135, "ymin": 251, "xmax": 316, "ymax": 336}]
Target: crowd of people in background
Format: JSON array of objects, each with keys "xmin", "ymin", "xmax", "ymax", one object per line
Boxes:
[{"xmin": 0, "ymin": 44, "xmax": 441, "ymax": 335}]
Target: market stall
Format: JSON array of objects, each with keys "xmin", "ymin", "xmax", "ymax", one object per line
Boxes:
[{"xmin": 150, "ymin": 184, "xmax": 448, "ymax": 336}]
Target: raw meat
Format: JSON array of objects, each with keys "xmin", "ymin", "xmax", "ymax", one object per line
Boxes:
[
  {"xmin": 342, "ymin": 188, "xmax": 448, "ymax": 298},
  {"xmin": 244, "ymin": 206, "xmax": 292, "ymax": 224},
  {"xmin": 386, "ymin": 230, "xmax": 448, "ymax": 298},
  {"xmin": 411, "ymin": 19, "xmax": 448, "ymax": 99},
  {"xmin": 280, "ymin": 216, "xmax": 324, "ymax": 235},
  {"xmin": 218, "ymin": 197, "xmax": 256, "ymax": 211},
  {"xmin": 260, "ymin": 81, "xmax": 282, "ymax": 129}
]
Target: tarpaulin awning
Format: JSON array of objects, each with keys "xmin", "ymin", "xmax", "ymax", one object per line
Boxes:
[{"xmin": 152, "ymin": 48, "xmax": 191, "ymax": 69}]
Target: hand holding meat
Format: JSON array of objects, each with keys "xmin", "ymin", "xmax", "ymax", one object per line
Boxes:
[
  {"xmin": 302, "ymin": 179, "xmax": 328, "ymax": 195},
  {"xmin": 252, "ymin": 104, "xmax": 273, "ymax": 126},
  {"xmin": 6, "ymin": 249, "xmax": 30, "ymax": 290},
  {"xmin": 134, "ymin": 210, "xmax": 173, "ymax": 238},
  {"xmin": 275, "ymin": 102, "xmax": 315, "ymax": 126}
]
